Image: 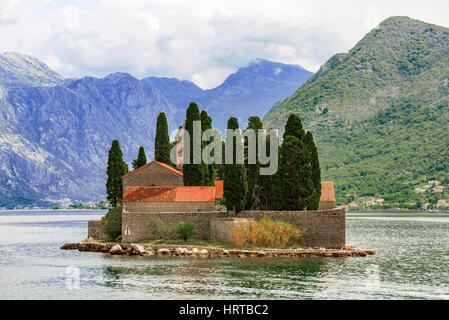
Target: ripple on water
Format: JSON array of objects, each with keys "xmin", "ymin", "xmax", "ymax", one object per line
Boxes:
[{"xmin": 0, "ymin": 210, "xmax": 448, "ymax": 299}]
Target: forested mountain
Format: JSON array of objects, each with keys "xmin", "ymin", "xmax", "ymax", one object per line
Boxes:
[{"xmin": 264, "ymin": 17, "xmax": 449, "ymax": 206}]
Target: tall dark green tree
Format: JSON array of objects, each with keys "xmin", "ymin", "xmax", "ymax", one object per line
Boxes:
[
  {"xmin": 305, "ymin": 131, "xmax": 321, "ymax": 210},
  {"xmin": 258, "ymin": 129, "xmax": 282, "ymax": 210},
  {"xmin": 244, "ymin": 116, "xmax": 263, "ymax": 210},
  {"xmin": 279, "ymin": 135, "xmax": 313, "ymax": 210},
  {"xmin": 106, "ymin": 140, "xmax": 128, "ymax": 207},
  {"xmin": 280, "ymin": 114, "xmax": 316, "ymax": 210},
  {"xmin": 200, "ymin": 110, "xmax": 212, "ymax": 132},
  {"xmin": 215, "ymin": 140, "xmax": 226, "ymax": 180},
  {"xmin": 183, "ymin": 102, "xmax": 205, "ymax": 186},
  {"xmin": 132, "ymin": 146, "xmax": 147, "ymax": 169},
  {"xmin": 283, "ymin": 114, "xmax": 305, "ymax": 140},
  {"xmin": 154, "ymin": 112, "xmax": 171, "ymax": 165},
  {"xmin": 201, "ymin": 110, "xmax": 215, "ymax": 186},
  {"xmin": 223, "ymin": 117, "xmax": 247, "ymax": 213}
]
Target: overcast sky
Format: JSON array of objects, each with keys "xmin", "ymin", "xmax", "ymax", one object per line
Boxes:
[{"xmin": 1, "ymin": 0, "xmax": 449, "ymax": 89}]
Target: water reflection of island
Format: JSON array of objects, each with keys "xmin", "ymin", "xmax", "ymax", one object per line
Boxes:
[{"xmin": 101, "ymin": 257, "xmax": 328, "ymax": 298}]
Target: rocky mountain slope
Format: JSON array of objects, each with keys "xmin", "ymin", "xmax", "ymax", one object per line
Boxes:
[
  {"xmin": 0, "ymin": 54, "xmax": 310, "ymax": 207},
  {"xmin": 264, "ymin": 17, "xmax": 449, "ymax": 206},
  {"xmin": 0, "ymin": 52, "xmax": 64, "ymax": 88},
  {"xmin": 0, "ymin": 69, "xmax": 178, "ymax": 207},
  {"xmin": 147, "ymin": 59, "xmax": 312, "ymax": 133}
]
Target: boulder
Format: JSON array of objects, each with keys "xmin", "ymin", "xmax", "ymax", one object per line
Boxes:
[
  {"xmin": 109, "ymin": 244, "xmax": 123, "ymax": 255},
  {"xmin": 131, "ymin": 244, "xmax": 146, "ymax": 255},
  {"xmin": 191, "ymin": 248, "xmax": 199, "ymax": 255},
  {"xmin": 199, "ymin": 249, "xmax": 209, "ymax": 256},
  {"xmin": 100, "ymin": 246, "xmax": 111, "ymax": 253},
  {"xmin": 94, "ymin": 244, "xmax": 107, "ymax": 252},
  {"xmin": 175, "ymin": 247, "xmax": 189, "ymax": 255},
  {"xmin": 60, "ymin": 243, "xmax": 79, "ymax": 250},
  {"xmin": 144, "ymin": 249, "xmax": 155, "ymax": 256},
  {"xmin": 158, "ymin": 248, "xmax": 171, "ymax": 255}
]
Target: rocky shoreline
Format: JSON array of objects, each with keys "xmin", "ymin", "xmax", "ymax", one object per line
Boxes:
[{"xmin": 61, "ymin": 240, "xmax": 375, "ymax": 258}]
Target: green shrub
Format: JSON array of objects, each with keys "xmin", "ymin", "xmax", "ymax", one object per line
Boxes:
[
  {"xmin": 175, "ymin": 222, "xmax": 197, "ymax": 241},
  {"xmin": 102, "ymin": 205, "xmax": 122, "ymax": 239},
  {"xmin": 148, "ymin": 217, "xmax": 176, "ymax": 238}
]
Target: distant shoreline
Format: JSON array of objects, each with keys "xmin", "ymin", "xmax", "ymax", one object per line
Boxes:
[
  {"xmin": 348, "ymin": 208, "xmax": 449, "ymax": 214},
  {"xmin": 0, "ymin": 208, "xmax": 107, "ymax": 212}
]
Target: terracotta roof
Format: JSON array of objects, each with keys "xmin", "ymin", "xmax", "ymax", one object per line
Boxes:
[
  {"xmin": 122, "ymin": 160, "xmax": 183, "ymax": 179},
  {"xmin": 320, "ymin": 182, "xmax": 335, "ymax": 202},
  {"xmin": 214, "ymin": 180, "xmax": 223, "ymax": 199},
  {"xmin": 124, "ymin": 186, "xmax": 215, "ymax": 202}
]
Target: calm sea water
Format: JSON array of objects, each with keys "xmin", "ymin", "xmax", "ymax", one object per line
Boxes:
[{"xmin": 0, "ymin": 210, "xmax": 448, "ymax": 300}]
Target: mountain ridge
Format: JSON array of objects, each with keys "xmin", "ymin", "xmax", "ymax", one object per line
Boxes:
[
  {"xmin": 0, "ymin": 55, "xmax": 311, "ymax": 207},
  {"xmin": 0, "ymin": 52, "xmax": 64, "ymax": 88},
  {"xmin": 145, "ymin": 58, "xmax": 313, "ymax": 133},
  {"xmin": 264, "ymin": 16, "xmax": 449, "ymax": 206}
]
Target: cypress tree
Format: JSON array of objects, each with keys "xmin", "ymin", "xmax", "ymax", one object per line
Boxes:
[
  {"xmin": 200, "ymin": 110, "xmax": 212, "ymax": 132},
  {"xmin": 106, "ymin": 140, "xmax": 127, "ymax": 207},
  {"xmin": 279, "ymin": 135, "xmax": 314, "ymax": 210},
  {"xmin": 280, "ymin": 114, "xmax": 315, "ymax": 210},
  {"xmin": 224, "ymin": 117, "xmax": 247, "ymax": 214},
  {"xmin": 154, "ymin": 112, "xmax": 171, "ymax": 165},
  {"xmin": 183, "ymin": 102, "xmax": 205, "ymax": 186},
  {"xmin": 245, "ymin": 116, "xmax": 263, "ymax": 210},
  {"xmin": 258, "ymin": 130, "xmax": 282, "ymax": 210},
  {"xmin": 283, "ymin": 114, "xmax": 305, "ymax": 140},
  {"xmin": 305, "ymin": 131, "xmax": 321, "ymax": 210},
  {"xmin": 215, "ymin": 140, "xmax": 226, "ymax": 180},
  {"xmin": 201, "ymin": 110, "xmax": 215, "ymax": 186},
  {"xmin": 132, "ymin": 146, "xmax": 147, "ymax": 170}
]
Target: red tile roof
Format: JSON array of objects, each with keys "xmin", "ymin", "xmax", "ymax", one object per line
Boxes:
[
  {"xmin": 122, "ymin": 160, "xmax": 183, "ymax": 179},
  {"xmin": 320, "ymin": 182, "xmax": 335, "ymax": 202},
  {"xmin": 124, "ymin": 186, "xmax": 215, "ymax": 202},
  {"xmin": 214, "ymin": 180, "xmax": 223, "ymax": 199}
]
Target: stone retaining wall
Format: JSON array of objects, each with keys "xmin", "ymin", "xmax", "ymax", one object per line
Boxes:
[
  {"xmin": 122, "ymin": 211, "xmax": 231, "ymax": 242},
  {"xmin": 87, "ymin": 220, "xmax": 107, "ymax": 239},
  {"xmin": 238, "ymin": 208, "xmax": 346, "ymax": 249},
  {"xmin": 210, "ymin": 218, "xmax": 254, "ymax": 243},
  {"xmin": 93, "ymin": 207, "xmax": 345, "ymax": 248}
]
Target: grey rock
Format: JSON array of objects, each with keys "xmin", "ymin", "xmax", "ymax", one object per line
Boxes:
[{"xmin": 109, "ymin": 244, "xmax": 123, "ymax": 255}]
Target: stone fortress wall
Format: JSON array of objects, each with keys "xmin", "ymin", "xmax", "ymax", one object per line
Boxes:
[
  {"xmin": 89, "ymin": 207, "xmax": 345, "ymax": 248},
  {"xmin": 238, "ymin": 208, "xmax": 345, "ymax": 249}
]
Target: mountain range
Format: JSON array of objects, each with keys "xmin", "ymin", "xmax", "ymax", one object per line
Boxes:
[
  {"xmin": 0, "ymin": 53, "xmax": 311, "ymax": 208},
  {"xmin": 145, "ymin": 59, "xmax": 312, "ymax": 133},
  {"xmin": 265, "ymin": 16, "xmax": 449, "ymax": 206},
  {"xmin": 3, "ymin": 16, "xmax": 447, "ymax": 208}
]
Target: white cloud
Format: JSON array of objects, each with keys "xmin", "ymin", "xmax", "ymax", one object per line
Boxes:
[{"xmin": 1, "ymin": 0, "xmax": 449, "ymax": 88}]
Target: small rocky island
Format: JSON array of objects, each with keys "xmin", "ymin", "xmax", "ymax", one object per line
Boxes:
[
  {"xmin": 61, "ymin": 241, "xmax": 375, "ymax": 258},
  {"xmin": 62, "ymin": 111, "xmax": 375, "ymax": 259}
]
